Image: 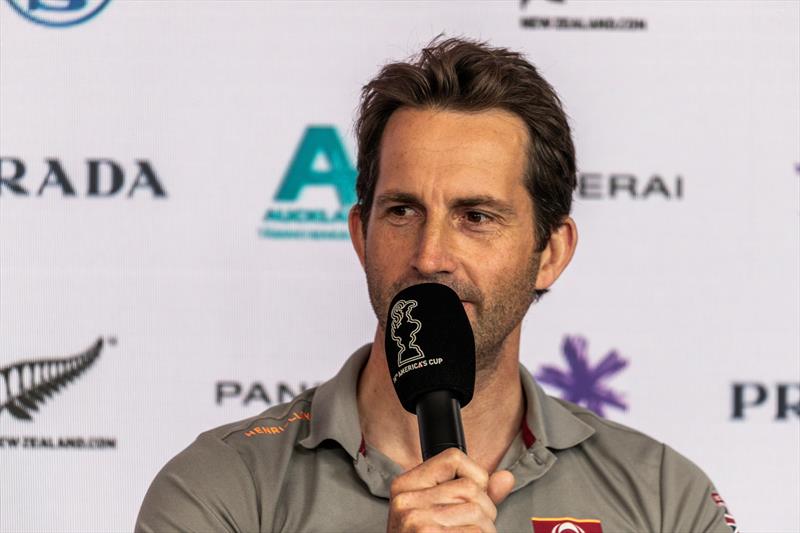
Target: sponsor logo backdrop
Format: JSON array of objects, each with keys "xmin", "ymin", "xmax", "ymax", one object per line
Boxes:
[{"xmin": 1, "ymin": 1, "xmax": 798, "ymax": 531}]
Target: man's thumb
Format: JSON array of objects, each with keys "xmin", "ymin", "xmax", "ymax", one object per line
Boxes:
[{"xmin": 487, "ymin": 470, "xmax": 515, "ymax": 505}]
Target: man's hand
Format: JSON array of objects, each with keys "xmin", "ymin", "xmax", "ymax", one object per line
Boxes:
[{"xmin": 387, "ymin": 448, "xmax": 515, "ymax": 533}]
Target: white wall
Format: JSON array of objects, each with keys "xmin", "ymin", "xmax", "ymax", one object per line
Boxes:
[{"xmin": 1, "ymin": 1, "xmax": 797, "ymax": 531}]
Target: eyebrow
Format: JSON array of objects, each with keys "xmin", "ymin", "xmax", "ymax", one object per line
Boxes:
[
  {"xmin": 375, "ymin": 190, "xmax": 517, "ymax": 217},
  {"xmin": 374, "ymin": 191, "xmax": 421, "ymax": 207},
  {"xmin": 451, "ymin": 195, "xmax": 517, "ymax": 217}
]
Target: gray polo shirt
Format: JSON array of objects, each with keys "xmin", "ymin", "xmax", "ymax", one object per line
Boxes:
[{"xmin": 136, "ymin": 345, "xmax": 736, "ymax": 533}]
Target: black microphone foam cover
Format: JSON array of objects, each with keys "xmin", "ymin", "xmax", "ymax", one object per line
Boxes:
[{"xmin": 384, "ymin": 283, "xmax": 476, "ymax": 414}]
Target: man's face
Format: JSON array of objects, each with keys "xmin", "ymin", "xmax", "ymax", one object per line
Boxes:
[{"xmin": 352, "ymin": 107, "xmax": 541, "ymax": 374}]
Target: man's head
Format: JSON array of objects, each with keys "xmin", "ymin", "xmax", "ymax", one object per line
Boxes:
[
  {"xmin": 355, "ymin": 38, "xmax": 576, "ymax": 262},
  {"xmin": 349, "ymin": 38, "xmax": 577, "ymax": 373}
]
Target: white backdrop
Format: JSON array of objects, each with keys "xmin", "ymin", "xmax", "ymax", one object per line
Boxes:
[{"xmin": 1, "ymin": 1, "xmax": 798, "ymax": 531}]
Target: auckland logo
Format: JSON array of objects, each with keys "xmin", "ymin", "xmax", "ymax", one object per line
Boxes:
[
  {"xmin": 0, "ymin": 338, "xmax": 103, "ymax": 421},
  {"xmin": 4, "ymin": 0, "xmax": 112, "ymax": 28},
  {"xmin": 390, "ymin": 299, "xmax": 425, "ymax": 366},
  {"xmin": 536, "ymin": 335, "xmax": 628, "ymax": 417},
  {"xmin": 259, "ymin": 126, "xmax": 356, "ymax": 240}
]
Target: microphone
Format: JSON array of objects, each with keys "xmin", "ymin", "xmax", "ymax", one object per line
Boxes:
[{"xmin": 384, "ymin": 283, "xmax": 476, "ymax": 460}]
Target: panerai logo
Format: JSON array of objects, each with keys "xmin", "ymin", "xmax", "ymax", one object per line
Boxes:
[{"xmin": 389, "ymin": 299, "xmax": 443, "ymax": 383}]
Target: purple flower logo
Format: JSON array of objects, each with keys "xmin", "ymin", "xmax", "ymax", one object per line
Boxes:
[{"xmin": 536, "ymin": 335, "xmax": 628, "ymax": 417}]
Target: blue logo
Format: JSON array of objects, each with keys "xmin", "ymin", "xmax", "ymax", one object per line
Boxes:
[
  {"xmin": 4, "ymin": 0, "xmax": 111, "ymax": 28},
  {"xmin": 259, "ymin": 126, "xmax": 356, "ymax": 241},
  {"xmin": 535, "ymin": 335, "xmax": 628, "ymax": 417}
]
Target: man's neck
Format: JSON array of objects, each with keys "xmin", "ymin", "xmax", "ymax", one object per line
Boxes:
[{"xmin": 356, "ymin": 327, "xmax": 525, "ymax": 473}]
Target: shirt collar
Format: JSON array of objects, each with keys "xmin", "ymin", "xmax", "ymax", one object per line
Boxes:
[
  {"xmin": 298, "ymin": 343, "xmax": 370, "ymax": 458},
  {"xmin": 519, "ymin": 362, "xmax": 595, "ymax": 450},
  {"xmin": 298, "ymin": 344, "xmax": 595, "ymax": 457}
]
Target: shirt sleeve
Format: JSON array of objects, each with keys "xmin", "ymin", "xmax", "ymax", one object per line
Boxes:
[
  {"xmin": 135, "ymin": 433, "xmax": 260, "ymax": 533},
  {"xmin": 659, "ymin": 444, "xmax": 737, "ymax": 533}
]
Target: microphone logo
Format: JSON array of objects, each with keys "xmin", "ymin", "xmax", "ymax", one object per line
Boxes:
[{"xmin": 389, "ymin": 299, "xmax": 425, "ymax": 366}]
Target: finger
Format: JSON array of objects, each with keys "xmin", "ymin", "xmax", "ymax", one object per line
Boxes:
[
  {"xmin": 391, "ymin": 507, "xmax": 488, "ymax": 533},
  {"xmin": 392, "ymin": 477, "xmax": 498, "ymax": 521},
  {"xmin": 433, "ymin": 501, "xmax": 497, "ymax": 533},
  {"xmin": 487, "ymin": 470, "xmax": 515, "ymax": 505},
  {"xmin": 391, "ymin": 448, "xmax": 489, "ymax": 496}
]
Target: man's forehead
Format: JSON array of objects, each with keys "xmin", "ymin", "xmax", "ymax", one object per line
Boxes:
[
  {"xmin": 380, "ymin": 107, "xmax": 529, "ymax": 156},
  {"xmin": 376, "ymin": 107, "xmax": 530, "ymax": 200}
]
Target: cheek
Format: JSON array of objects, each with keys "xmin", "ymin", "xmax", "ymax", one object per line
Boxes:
[
  {"xmin": 364, "ymin": 235, "xmax": 405, "ymax": 289},
  {"xmin": 466, "ymin": 248, "xmax": 536, "ymax": 296},
  {"xmin": 366, "ymin": 225, "xmax": 416, "ymax": 264},
  {"xmin": 463, "ymin": 253, "xmax": 505, "ymax": 284}
]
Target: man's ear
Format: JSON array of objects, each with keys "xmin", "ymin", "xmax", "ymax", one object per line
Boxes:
[
  {"xmin": 349, "ymin": 205, "xmax": 367, "ymax": 270},
  {"xmin": 535, "ymin": 216, "xmax": 578, "ymax": 291}
]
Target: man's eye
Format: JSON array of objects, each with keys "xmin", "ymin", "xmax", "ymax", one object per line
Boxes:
[
  {"xmin": 388, "ymin": 206, "xmax": 413, "ymax": 217},
  {"xmin": 464, "ymin": 211, "xmax": 492, "ymax": 224}
]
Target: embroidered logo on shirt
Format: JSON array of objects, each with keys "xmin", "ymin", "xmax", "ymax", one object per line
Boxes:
[
  {"xmin": 531, "ymin": 517, "xmax": 603, "ymax": 533},
  {"xmin": 711, "ymin": 491, "xmax": 738, "ymax": 532},
  {"xmin": 243, "ymin": 411, "xmax": 311, "ymax": 437}
]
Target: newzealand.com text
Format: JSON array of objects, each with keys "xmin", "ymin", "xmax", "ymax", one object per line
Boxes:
[
  {"xmin": 0, "ymin": 436, "xmax": 116, "ymax": 449},
  {"xmin": 521, "ymin": 16, "xmax": 647, "ymax": 30}
]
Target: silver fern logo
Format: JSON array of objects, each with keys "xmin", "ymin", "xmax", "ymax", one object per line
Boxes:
[
  {"xmin": 0, "ymin": 338, "xmax": 103, "ymax": 421},
  {"xmin": 390, "ymin": 299, "xmax": 425, "ymax": 366}
]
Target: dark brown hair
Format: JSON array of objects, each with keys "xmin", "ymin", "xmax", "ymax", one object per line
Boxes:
[{"xmin": 355, "ymin": 37, "xmax": 577, "ymax": 254}]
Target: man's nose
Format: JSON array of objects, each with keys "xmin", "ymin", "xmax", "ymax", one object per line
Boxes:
[{"xmin": 410, "ymin": 217, "xmax": 458, "ymax": 276}]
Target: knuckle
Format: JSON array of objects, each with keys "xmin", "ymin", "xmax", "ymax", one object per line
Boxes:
[
  {"xmin": 392, "ymin": 491, "xmax": 413, "ymax": 511},
  {"xmin": 399, "ymin": 509, "xmax": 423, "ymax": 531},
  {"xmin": 451, "ymin": 476, "xmax": 481, "ymax": 499},
  {"xmin": 461, "ymin": 477, "xmax": 482, "ymax": 496},
  {"xmin": 442, "ymin": 447, "xmax": 462, "ymax": 460},
  {"xmin": 436, "ymin": 448, "xmax": 461, "ymax": 467},
  {"xmin": 474, "ymin": 469, "xmax": 489, "ymax": 487}
]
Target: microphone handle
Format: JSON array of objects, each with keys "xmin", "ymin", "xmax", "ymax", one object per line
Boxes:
[{"xmin": 415, "ymin": 390, "xmax": 467, "ymax": 460}]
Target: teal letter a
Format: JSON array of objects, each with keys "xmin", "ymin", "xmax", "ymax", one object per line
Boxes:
[{"xmin": 274, "ymin": 126, "xmax": 357, "ymax": 207}]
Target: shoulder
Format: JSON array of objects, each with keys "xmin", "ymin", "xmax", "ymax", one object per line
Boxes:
[
  {"xmin": 554, "ymin": 398, "xmax": 666, "ymax": 468},
  {"xmin": 135, "ymin": 389, "xmax": 317, "ymax": 533},
  {"xmin": 549, "ymin": 397, "xmax": 733, "ymax": 532},
  {"xmin": 551, "ymin": 396, "xmax": 708, "ymax": 481},
  {"xmin": 210, "ymin": 387, "xmax": 315, "ymax": 452}
]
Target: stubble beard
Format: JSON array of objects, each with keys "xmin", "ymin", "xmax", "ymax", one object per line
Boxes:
[{"xmin": 365, "ymin": 252, "xmax": 541, "ymax": 377}]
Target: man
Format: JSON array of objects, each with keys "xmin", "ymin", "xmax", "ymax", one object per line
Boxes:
[{"xmin": 137, "ymin": 38, "xmax": 736, "ymax": 532}]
